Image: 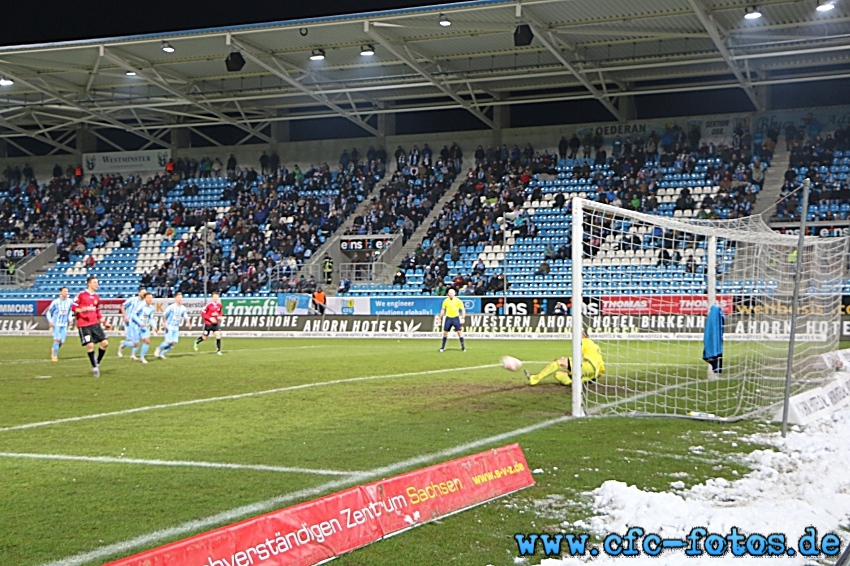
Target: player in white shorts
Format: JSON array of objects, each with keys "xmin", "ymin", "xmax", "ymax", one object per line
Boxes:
[
  {"xmin": 155, "ymin": 292, "xmax": 192, "ymax": 359},
  {"xmin": 130, "ymin": 292, "xmax": 156, "ymax": 364},
  {"xmin": 45, "ymin": 287, "xmax": 73, "ymax": 361}
]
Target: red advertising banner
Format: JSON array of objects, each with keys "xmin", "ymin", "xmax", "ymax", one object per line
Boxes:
[
  {"xmin": 36, "ymin": 300, "xmax": 52, "ymax": 316},
  {"xmin": 106, "ymin": 444, "xmax": 533, "ymax": 566},
  {"xmin": 365, "ymin": 442, "xmax": 533, "ymax": 535},
  {"xmin": 36, "ymin": 298, "xmax": 124, "ymax": 316},
  {"xmin": 601, "ymin": 294, "xmax": 733, "ymax": 315}
]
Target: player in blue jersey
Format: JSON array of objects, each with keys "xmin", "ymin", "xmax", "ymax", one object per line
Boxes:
[
  {"xmin": 45, "ymin": 287, "xmax": 73, "ymax": 362},
  {"xmin": 154, "ymin": 292, "xmax": 192, "ymax": 360},
  {"xmin": 130, "ymin": 292, "xmax": 157, "ymax": 364},
  {"xmin": 118, "ymin": 287, "xmax": 147, "ymax": 359}
]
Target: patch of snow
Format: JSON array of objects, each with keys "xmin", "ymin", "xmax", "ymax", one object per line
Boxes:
[{"xmin": 533, "ymin": 407, "xmax": 850, "ymax": 565}]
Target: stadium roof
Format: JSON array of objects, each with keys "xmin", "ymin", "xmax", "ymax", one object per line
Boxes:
[{"xmin": 0, "ymin": 0, "xmax": 848, "ymax": 154}]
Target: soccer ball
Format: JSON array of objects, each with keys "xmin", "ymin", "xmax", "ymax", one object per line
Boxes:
[{"xmin": 501, "ymin": 356, "xmax": 522, "ymax": 372}]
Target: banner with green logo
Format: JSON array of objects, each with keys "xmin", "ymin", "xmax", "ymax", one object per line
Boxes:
[{"xmin": 221, "ymin": 297, "xmax": 279, "ymax": 316}]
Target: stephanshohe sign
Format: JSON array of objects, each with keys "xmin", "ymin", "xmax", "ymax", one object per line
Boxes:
[
  {"xmin": 2, "ymin": 311, "xmax": 844, "ymax": 340},
  {"xmin": 4, "ymin": 293, "xmax": 845, "ymax": 339}
]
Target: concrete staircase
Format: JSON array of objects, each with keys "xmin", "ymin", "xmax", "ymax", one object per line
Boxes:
[
  {"xmin": 726, "ymin": 138, "xmax": 796, "ymax": 293},
  {"xmin": 299, "ymin": 187, "xmax": 383, "ymax": 290},
  {"xmin": 753, "ymin": 136, "xmax": 789, "ymax": 217},
  {"xmin": 377, "ymin": 175, "xmax": 468, "ymax": 279}
]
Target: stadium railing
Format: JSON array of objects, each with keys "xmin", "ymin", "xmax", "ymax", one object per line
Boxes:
[
  {"xmin": 340, "ymin": 262, "xmax": 392, "ymax": 283},
  {"xmin": 0, "ymin": 242, "xmax": 55, "ymax": 288}
]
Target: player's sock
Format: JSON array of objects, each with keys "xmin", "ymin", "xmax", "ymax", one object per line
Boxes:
[
  {"xmin": 52, "ymin": 342, "xmax": 59, "ymax": 357},
  {"xmin": 121, "ymin": 340, "xmax": 133, "ymax": 349},
  {"xmin": 554, "ymin": 371, "xmax": 573, "ymax": 385},
  {"xmin": 459, "ymin": 336, "xmax": 465, "ymax": 350},
  {"xmin": 194, "ymin": 337, "xmax": 203, "ymax": 345},
  {"xmin": 529, "ymin": 360, "xmax": 561, "ymax": 385},
  {"xmin": 131, "ymin": 346, "xmax": 138, "ymax": 357},
  {"xmin": 160, "ymin": 343, "xmax": 172, "ymax": 354},
  {"xmin": 87, "ymin": 351, "xmax": 96, "ymax": 368},
  {"xmin": 441, "ymin": 336, "xmax": 447, "ymax": 349},
  {"xmin": 140, "ymin": 343, "xmax": 149, "ymax": 359},
  {"xmin": 97, "ymin": 348, "xmax": 106, "ymax": 363},
  {"xmin": 215, "ymin": 338, "xmax": 221, "ymax": 352}
]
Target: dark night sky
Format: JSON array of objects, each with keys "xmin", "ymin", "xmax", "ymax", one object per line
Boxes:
[{"xmin": 3, "ymin": 0, "xmax": 455, "ymax": 46}]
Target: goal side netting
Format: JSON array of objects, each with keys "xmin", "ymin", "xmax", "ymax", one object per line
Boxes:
[{"xmin": 569, "ymin": 197, "xmax": 846, "ymax": 420}]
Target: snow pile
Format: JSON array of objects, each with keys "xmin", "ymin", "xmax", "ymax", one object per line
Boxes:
[{"xmin": 535, "ymin": 408, "xmax": 850, "ymax": 565}]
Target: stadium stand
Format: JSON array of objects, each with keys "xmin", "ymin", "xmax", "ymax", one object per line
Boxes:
[
  {"xmin": 1, "ymin": 145, "xmax": 492, "ymax": 298},
  {"xmin": 6, "ymin": 121, "xmax": 850, "ymax": 301},
  {"xmin": 344, "ymin": 146, "xmax": 460, "ymax": 243},
  {"xmin": 771, "ymin": 123, "xmax": 850, "ymax": 222},
  {"xmin": 341, "ymin": 130, "xmax": 774, "ymax": 297},
  {"xmin": 0, "ymin": 156, "xmax": 380, "ymax": 297}
]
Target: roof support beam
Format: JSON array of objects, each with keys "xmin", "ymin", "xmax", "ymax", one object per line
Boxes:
[
  {"xmin": 229, "ymin": 37, "xmax": 379, "ymax": 136},
  {"xmin": 188, "ymin": 127, "xmax": 225, "ymax": 147},
  {"xmin": 524, "ymin": 16, "xmax": 623, "ymax": 122},
  {"xmin": 366, "ymin": 25, "xmax": 496, "ymax": 129},
  {"xmin": 139, "ymin": 128, "xmax": 169, "ymax": 151},
  {"xmin": 48, "ymin": 130, "xmax": 77, "ymax": 155},
  {"xmin": 0, "ymin": 114, "xmax": 77, "ymax": 154},
  {"xmin": 101, "ymin": 48, "xmax": 273, "ymax": 143},
  {"xmin": 90, "ymin": 129, "xmax": 126, "ymax": 151},
  {"xmin": 686, "ymin": 0, "xmax": 764, "ymax": 111},
  {"xmin": 5, "ymin": 137, "xmax": 35, "ymax": 156},
  {"xmin": 0, "ymin": 64, "xmax": 171, "ymax": 149}
]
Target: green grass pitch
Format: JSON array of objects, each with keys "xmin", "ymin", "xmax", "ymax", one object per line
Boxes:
[{"xmin": 0, "ymin": 336, "xmax": 801, "ymax": 565}]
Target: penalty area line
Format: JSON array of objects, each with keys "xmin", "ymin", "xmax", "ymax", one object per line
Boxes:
[
  {"xmin": 0, "ymin": 452, "xmax": 356, "ymax": 476},
  {"xmin": 0, "ymin": 344, "xmax": 324, "ymax": 366},
  {"xmin": 39, "ymin": 413, "xmax": 572, "ymax": 566},
  {"xmin": 0, "ymin": 363, "xmax": 500, "ymax": 434}
]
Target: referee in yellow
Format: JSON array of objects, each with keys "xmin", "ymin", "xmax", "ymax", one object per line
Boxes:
[
  {"xmin": 438, "ymin": 288, "xmax": 466, "ymax": 352},
  {"xmin": 525, "ymin": 332, "xmax": 605, "ymax": 385}
]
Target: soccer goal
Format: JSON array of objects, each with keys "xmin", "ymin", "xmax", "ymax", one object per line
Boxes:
[{"xmin": 567, "ymin": 197, "xmax": 846, "ymax": 420}]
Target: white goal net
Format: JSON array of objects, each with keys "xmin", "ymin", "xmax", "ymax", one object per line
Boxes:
[{"xmin": 568, "ymin": 197, "xmax": 846, "ymax": 420}]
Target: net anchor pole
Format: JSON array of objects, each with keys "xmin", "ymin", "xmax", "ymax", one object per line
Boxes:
[
  {"xmin": 571, "ymin": 197, "xmax": 584, "ymax": 417},
  {"xmin": 781, "ymin": 178, "xmax": 811, "ymax": 438},
  {"xmin": 706, "ymin": 235, "xmax": 718, "ymax": 381},
  {"xmin": 502, "ymin": 239, "xmax": 507, "ymax": 303},
  {"xmin": 203, "ymin": 228, "xmax": 209, "ymax": 301},
  {"xmin": 707, "ymin": 235, "xmax": 717, "ymax": 308}
]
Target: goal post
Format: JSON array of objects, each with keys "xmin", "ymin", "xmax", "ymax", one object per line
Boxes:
[
  {"xmin": 567, "ymin": 196, "xmax": 846, "ymax": 421},
  {"xmin": 571, "ymin": 197, "xmax": 584, "ymax": 417}
]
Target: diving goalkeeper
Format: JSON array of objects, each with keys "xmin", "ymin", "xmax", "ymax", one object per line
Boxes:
[{"xmin": 525, "ymin": 332, "xmax": 605, "ymax": 385}]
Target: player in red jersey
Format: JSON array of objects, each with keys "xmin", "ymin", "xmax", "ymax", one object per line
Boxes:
[
  {"xmin": 72, "ymin": 275, "xmax": 113, "ymax": 377},
  {"xmin": 193, "ymin": 291, "xmax": 223, "ymax": 355}
]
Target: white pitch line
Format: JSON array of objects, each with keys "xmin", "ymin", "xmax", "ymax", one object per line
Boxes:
[
  {"xmin": 525, "ymin": 360, "xmax": 652, "ymax": 365},
  {"xmin": 0, "ymin": 363, "xmax": 500, "ymax": 433},
  {"xmin": 0, "ymin": 344, "xmax": 324, "ymax": 366},
  {"xmin": 39, "ymin": 413, "xmax": 572, "ymax": 566},
  {"xmin": 0, "ymin": 452, "xmax": 357, "ymax": 476}
]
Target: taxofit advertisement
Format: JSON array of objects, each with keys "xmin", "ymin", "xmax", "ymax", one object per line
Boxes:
[{"xmin": 105, "ymin": 444, "xmax": 533, "ymax": 566}]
